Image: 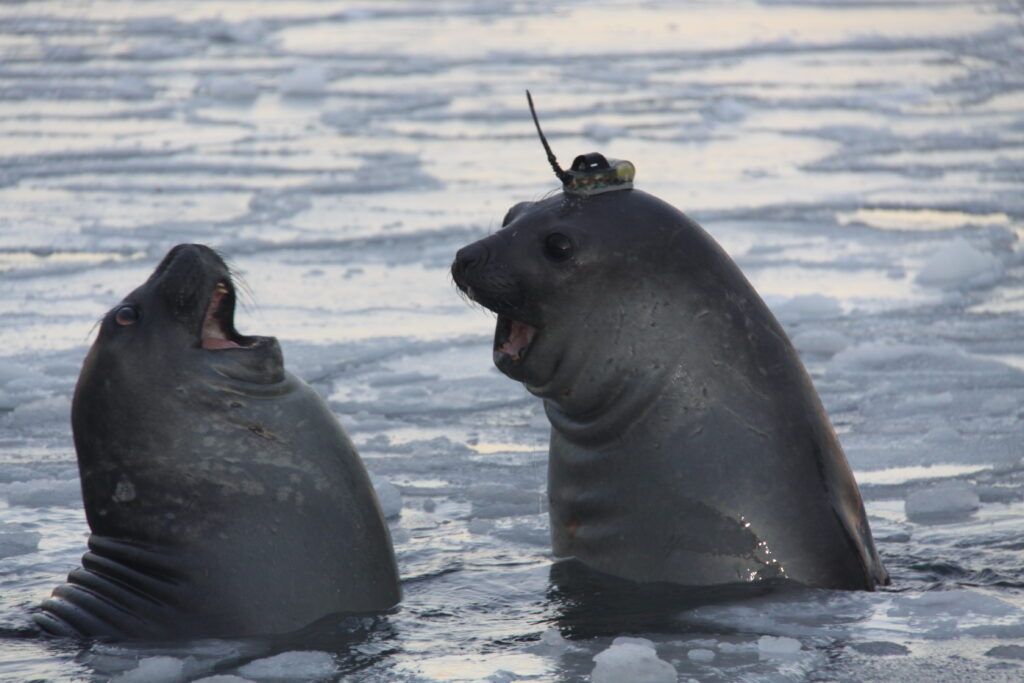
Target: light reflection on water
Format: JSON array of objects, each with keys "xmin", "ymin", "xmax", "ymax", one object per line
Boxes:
[{"xmin": 855, "ymin": 464, "xmax": 991, "ymax": 486}]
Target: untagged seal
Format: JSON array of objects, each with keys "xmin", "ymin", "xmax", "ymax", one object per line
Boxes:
[
  {"xmin": 36, "ymin": 244, "xmax": 400, "ymax": 639},
  {"xmin": 450, "ymin": 94, "xmax": 887, "ymax": 591}
]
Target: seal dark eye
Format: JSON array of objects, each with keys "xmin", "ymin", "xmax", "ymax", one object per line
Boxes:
[
  {"xmin": 544, "ymin": 233, "xmax": 573, "ymax": 262},
  {"xmin": 114, "ymin": 305, "xmax": 140, "ymax": 326}
]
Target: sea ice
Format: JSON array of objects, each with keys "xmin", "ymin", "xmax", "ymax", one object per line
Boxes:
[
  {"xmin": 687, "ymin": 648, "xmax": 716, "ymax": 662},
  {"xmin": 236, "ymin": 651, "xmax": 337, "ymax": 680},
  {"xmin": 758, "ymin": 635, "xmax": 802, "ymax": 658},
  {"xmin": 771, "ymin": 294, "xmax": 843, "ymax": 323},
  {"xmin": 192, "ymin": 677, "xmax": 256, "ymax": 683},
  {"xmin": 0, "ymin": 478, "xmax": 82, "ymax": 508},
  {"xmin": 791, "ymin": 328, "xmax": 850, "ymax": 356},
  {"xmin": 0, "ymin": 523, "xmax": 40, "ymax": 559},
  {"xmin": 916, "ymin": 238, "xmax": 1004, "ymax": 289},
  {"xmin": 905, "ymin": 481, "xmax": 980, "ymax": 522},
  {"xmin": 279, "ymin": 65, "xmax": 329, "ymax": 97},
  {"xmin": 7, "ymin": 395, "xmax": 71, "ymax": 431},
  {"xmin": 369, "ymin": 474, "xmax": 402, "ymax": 519},
  {"xmin": 591, "ymin": 638, "xmax": 677, "ymax": 683},
  {"xmin": 583, "ymin": 123, "xmax": 627, "ymax": 142},
  {"xmin": 110, "ymin": 656, "xmax": 188, "ymax": 683},
  {"xmin": 195, "ymin": 76, "xmax": 259, "ymax": 102},
  {"xmin": 986, "ymin": 645, "xmax": 1024, "ymax": 660},
  {"xmin": 888, "ymin": 589, "xmax": 1018, "ymax": 619}
]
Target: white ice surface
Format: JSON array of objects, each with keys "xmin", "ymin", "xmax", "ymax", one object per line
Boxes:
[
  {"xmin": 369, "ymin": 474, "xmax": 403, "ymax": 519},
  {"xmin": 591, "ymin": 638, "xmax": 677, "ymax": 683},
  {"xmin": 110, "ymin": 656, "xmax": 189, "ymax": 683},
  {"xmin": 236, "ymin": 651, "xmax": 337, "ymax": 680},
  {"xmin": 905, "ymin": 481, "xmax": 981, "ymax": 522}
]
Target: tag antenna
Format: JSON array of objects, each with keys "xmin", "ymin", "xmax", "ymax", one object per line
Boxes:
[{"xmin": 526, "ymin": 90, "xmax": 571, "ymax": 184}]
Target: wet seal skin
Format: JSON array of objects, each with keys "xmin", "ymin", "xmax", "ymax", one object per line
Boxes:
[
  {"xmin": 450, "ymin": 94, "xmax": 888, "ymax": 591},
  {"xmin": 35, "ymin": 244, "xmax": 401, "ymax": 640}
]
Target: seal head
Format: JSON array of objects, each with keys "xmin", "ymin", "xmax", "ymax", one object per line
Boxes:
[{"xmin": 36, "ymin": 244, "xmax": 401, "ymax": 639}]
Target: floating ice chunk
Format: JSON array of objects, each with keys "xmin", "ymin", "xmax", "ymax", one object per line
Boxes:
[
  {"xmin": 1, "ymin": 478, "xmax": 82, "ymax": 507},
  {"xmin": 758, "ymin": 635, "xmax": 802, "ymax": 658},
  {"xmin": 8, "ymin": 395, "xmax": 71, "ymax": 430},
  {"xmin": 368, "ymin": 474, "xmax": 402, "ymax": 519},
  {"xmin": 583, "ymin": 123, "xmax": 627, "ymax": 142},
  {"xmin": 193, "ymin": 676, "xmax": 255, "ymax": 683},
  {"xmin": 538, "ymin": 627, "xmax": 571, "ymax": 651},
  {"xmin": 0, "ymin": 523, "xmax": 41, "ymax": 558},
  {"xmin": 687, "ymin": 648, "xmax": 715, "ymax": 662},
  {"xmin": 889, "ymin": 589, "xmax": 1018, "ymax": 619},
  {"xmin": 905, "ymin": 481, "xmax": 979, "ymax": 522},
  {"xmin": 237, "ymin": 651, "xmax": 337, "ymax": 680},
  {"xmin": 772, "ymin": 294, "xmax": 843, "ymax": 323},
  {"xmin": 279, "ymin": 65, "xmax": 329, "ymax": 97},
  {"xmin": 986, "ymin": 644, "xmax": 1024, "ymax": 660},
  {"xmin": 916, "ymin": 238, "xmax": 1003, "ymax": 290},
  {"xmin": 791, "ymin": 328, "xmax": 849, "ymax": 356},
  {"xmin": 467, "ymin": 518, "xmax": 493, "ymax": 535},
  {"xmin": 196, "ymin": 76, "xmax": 259, "ymax": 102},
  {"xmin": 0, "ymin": 465, "xmax": 38, "ymax": 484},
  {"xmin": 591, "ymin": 638, "xmax": 677, "ymax": 683},
  {"xmin": 829, "ymin": 341, "xmax": 1005, "ymax": 374},
  {"xmin": 110, "ymin": 656, "xmax": 187, "ymax": 683},
  {"xmin": 700, "ymin": 97, "xmax": 746, "ymax": 123}
]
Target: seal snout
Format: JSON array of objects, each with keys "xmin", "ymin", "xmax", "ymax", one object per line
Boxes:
[
  {"xmin": 450, "ymin": 242, "xmax": 490, "ymax": 295},
  {"xmin": 151, "ymin": 244, "xmax": 264, "ymax": 353}
]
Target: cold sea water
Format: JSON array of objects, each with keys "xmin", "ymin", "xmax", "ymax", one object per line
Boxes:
[{"xmin": 1, "ymin": 1, "xmax": 1023, "ymax": 681}]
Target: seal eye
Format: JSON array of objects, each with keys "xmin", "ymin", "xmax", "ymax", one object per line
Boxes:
[
  {"xmin": 114, "ymin": 305, "xmax": 140, "ymax": 326},
  {"xmin": 544, "ymin": 233, "xmax": 573, "ymax": 262}
]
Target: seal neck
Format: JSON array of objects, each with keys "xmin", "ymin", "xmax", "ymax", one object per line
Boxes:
[{"xmin": 541, "ymin": 366, "xmax": 673, "ymax": 447}]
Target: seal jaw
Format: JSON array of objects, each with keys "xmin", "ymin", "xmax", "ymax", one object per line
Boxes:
[
  {"xmin": 493, "ymin": 315, "xmax": 537, "ymax": 369},
  {"xmin": 198, "ymin": 279, "xmax": 266, "ymax": 352}
]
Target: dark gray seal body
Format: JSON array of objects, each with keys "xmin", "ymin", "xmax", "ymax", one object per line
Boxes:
[
  {"xmin": 36, "ymin": 244, "xmax": 400, "ymax": 639},
  {"xmin": 452, "ymin": 190, "xmax": 888, "ymax": 590}
]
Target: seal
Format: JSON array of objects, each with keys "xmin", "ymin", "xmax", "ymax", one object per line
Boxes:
[
  {"xmin": 450, "ymin": 94, "xmax": 888, "ymax": 591},
  {"xmin": 35, "ymin": 244, "xmax": 401, "ymax": 639}
]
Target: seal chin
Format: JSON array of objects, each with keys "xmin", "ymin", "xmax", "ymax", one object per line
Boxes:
[{"xmin": 492, "ymin": 314, "xmax": 538, "ymax": 377}]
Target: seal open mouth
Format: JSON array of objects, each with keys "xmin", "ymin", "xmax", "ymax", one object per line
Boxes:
[
  {"xmin": 200, "ymin": 281, "xmax": 251, "ymax": 351},
  {"xmin": 494, "ymin": 315, "xmax": 537, "ymax": 364}
]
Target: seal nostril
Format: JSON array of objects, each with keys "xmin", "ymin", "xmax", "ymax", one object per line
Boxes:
[{"xmin": 453, "ymin": 243, "xmax": 489, "ymax": 283}]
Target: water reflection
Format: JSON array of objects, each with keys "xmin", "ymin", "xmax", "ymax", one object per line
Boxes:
[{"xmin": 547, "ymin": 559, "xmax": 789, "ymax": 640}]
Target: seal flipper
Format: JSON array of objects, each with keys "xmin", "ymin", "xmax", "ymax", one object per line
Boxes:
[{"xmin": 35, "ymin": 537, "xmax": 184, "ymax": 639}]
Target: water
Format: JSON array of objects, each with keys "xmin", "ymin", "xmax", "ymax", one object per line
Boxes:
[{"xmin": 1, "ymin": 0, "xmax": 1023, "ymax": 680}]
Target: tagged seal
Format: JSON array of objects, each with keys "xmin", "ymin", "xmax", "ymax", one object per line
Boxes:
[{"xmin": 451, "ymin": 94, "xmax": 888, "ymax": 591}]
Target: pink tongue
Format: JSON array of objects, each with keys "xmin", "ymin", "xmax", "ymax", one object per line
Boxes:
[
  {"xmin": 498, "ymin": 320, "xmax": 536, "ymax": 360},
  {"xmin": 202, "ymin": 337, "xmax": 240, "ymax": 350}
]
